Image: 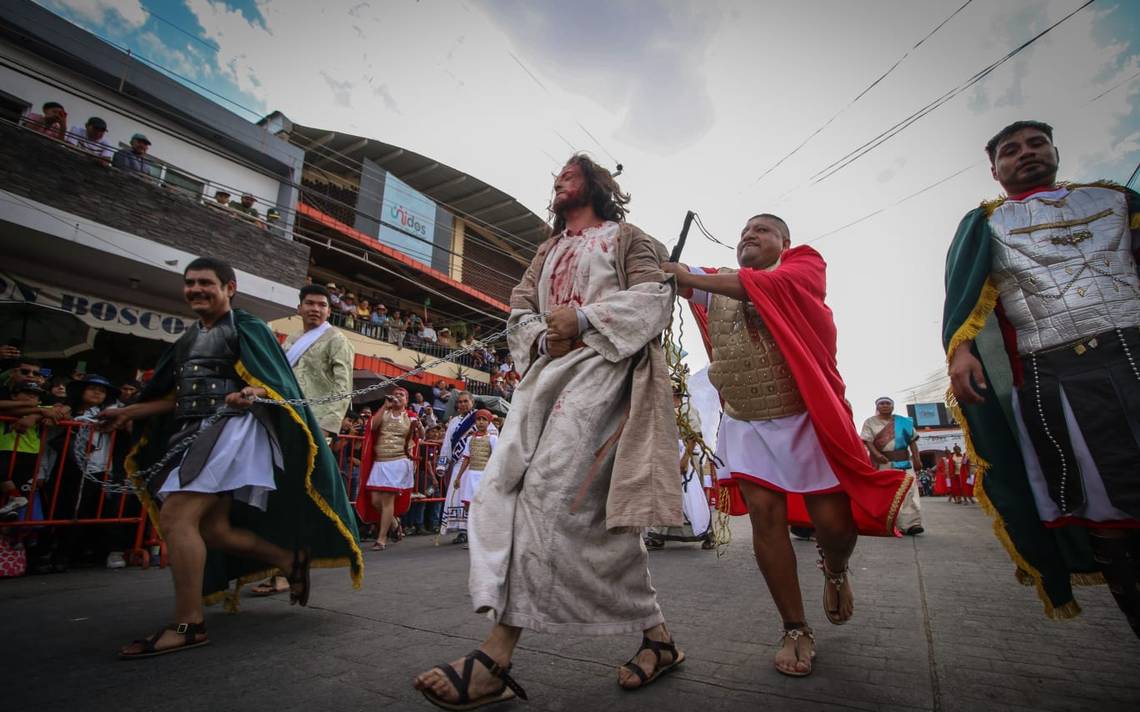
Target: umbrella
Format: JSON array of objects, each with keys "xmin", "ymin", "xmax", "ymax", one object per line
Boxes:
[
  {"xmin": 474, "ymin": 395, "xmax": 511, "ymax": 417},
  {"xmin": 0, "ymin": 302, "xmax": 97, "ymax": 358}
]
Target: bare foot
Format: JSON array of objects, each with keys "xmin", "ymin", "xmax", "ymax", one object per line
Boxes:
[
  {"xmin": 774, "ymin": 628, "xmax": 814, "ymax": 676},
  {"xmin": 617, "ymin": 625, "xmax": 682, "ymax": 689},
  {"xmin": 413, "ymin": 649, "xmax": 508, "ymax": 704}
]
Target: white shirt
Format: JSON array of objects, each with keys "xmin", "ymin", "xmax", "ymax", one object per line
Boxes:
[
  {"xmin": 66, "ymin": 126, "xmax": 113, "ymax": 160},
  {"xmin": 421, "ymin": 326, "xmax": 437, "ymax": 342}
]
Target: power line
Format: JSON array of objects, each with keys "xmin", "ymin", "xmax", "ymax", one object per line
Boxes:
[
  {"xmin": 809, "ymin": 0, "xmax": 1096, "ymax": 186},
  {"xmin": 748, "ymin": 0, "xmax": 974, "ymax": 188},
  {"xmin": 805, "ymin": 163, "xmax": 979, "ymax": 245}
]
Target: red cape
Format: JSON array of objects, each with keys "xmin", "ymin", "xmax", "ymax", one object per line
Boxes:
[
  {"xmin": 690, "ymin": 246, "xmax": 910, "ymax": 536},
  {"xmin": 354, "ymin": 409, "xmax": 418, "ymax": 523}
]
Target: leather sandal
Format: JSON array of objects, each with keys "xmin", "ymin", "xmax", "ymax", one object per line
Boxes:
[
  {"xmin": 818, "ymin": 546, "xmax": 853, "ymax": 625},
  {"xmin": 420, "ymin": 649, "xmax": 527, "ymax": 711},
  {"xmin": 619, "ymin": 635, "xmax": 686, "ymax": 690},
  {"xmin": 774, "ymin": 627, "xmax": 815, "ymax": 677},
  {"xmin": 119, "ymin": 622, "xmax": 209, "ymax": 659}
]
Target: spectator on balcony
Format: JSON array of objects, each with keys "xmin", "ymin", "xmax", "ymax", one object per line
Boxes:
[
  {"xmin": 421, "ymin": 321, "xmax": 438, "ymax": 344},
  {"xmin": 212, "ymin": 190, "xmax": 232, "ymax": 209},
  {"xmin": 233, "ymin": 193, "xmax": 259, "ymax": 220},
  {"xmin": 389, "ymin": 310, "xmax": 407, "ymax": 348},
  {"xmin": 437, "ymin": 328, "xmax": 454, "ymax": 349},
  {"xmin": 340, "ymin": 293, "xmax": 358, "ymax": 330},
  {"xmin": 370, "ymin": 304, "xmax": 389, "ymax": 339},
  {"xmin": 112, "ymin": 133, "xmax": 151, "ymax": 174},
  {"xmin": 22, "ymin": 101, "xmax": 67, "ymax": 140},
  {"xmin": 356, "ymin": 299, "xmax": 372, "ymax": 327},
  {"xmin": 326, "ymin": 283, "xmax": 342, "ymax": 310},
  {"xmin": 66, "ymin": 116, "xmax": 113, "ymax": 164},
  {"xmin": 266, "ymin": 208, "xmax": 281, "ymax": 225}
]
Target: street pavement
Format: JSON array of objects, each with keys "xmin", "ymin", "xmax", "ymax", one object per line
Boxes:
[{"xmin": 4, "ymin": 499, "xmax": 1139, "ymax": 711}]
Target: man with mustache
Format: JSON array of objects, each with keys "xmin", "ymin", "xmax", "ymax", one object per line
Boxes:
[
  {"xmin": 664, "ymin": 214, "xmax": 911, "ymax": 677},
  {"xmin": 943, "ymin": 121, "xmax": 1140, "ymax": 636},
  {"xmin": 415, "ymin": 155, "xmax": 684, "ymax": 708},
  {"xmin": 99, "ymin": 257, "xmax": 362, "ymax": 658}
]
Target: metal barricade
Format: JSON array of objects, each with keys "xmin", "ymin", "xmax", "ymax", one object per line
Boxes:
[{"xmin": 0, "ymin": 415, "xmax": 151, "ymax": 569}]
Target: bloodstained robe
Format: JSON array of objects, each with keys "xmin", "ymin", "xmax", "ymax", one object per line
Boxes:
[
  {"xmin": 689, "ymin": 246, "xmax": 912, "ymax": 535},
  {"xmin": 468, "ymin": 221, "xmax": 681, "ymax": 634}
]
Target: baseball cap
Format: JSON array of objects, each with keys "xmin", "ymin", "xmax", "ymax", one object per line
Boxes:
[{"xmin": 131, "ymin": 133, "xmax": 151, "ymax": 145}]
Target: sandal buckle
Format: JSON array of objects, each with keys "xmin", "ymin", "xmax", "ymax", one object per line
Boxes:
[{"xmin": 175, "ymin": 623, "xmax": 189, "ymax": 634}]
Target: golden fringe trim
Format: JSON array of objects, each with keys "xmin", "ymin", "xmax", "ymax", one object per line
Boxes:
[
  {"xmin": 125, "ymin": 432, "xmax": 162, "ymax": 536},
  {"xmin": 946, "ymin": 279, "xmax": 999, "ymax": 364},
  {"xmin": 947, "ymin": 397, "xmax": 1081, "ymax": 620},
  {"xmin": 1072, "ymin": 572, "xmax": 1106, "ymax": 587},
  {"xmin": 886, "ymin": 471, "xmax": 915, "ymax": 534},
  {"xmin": 236, "ymin": 362, "xmax": 364, "ymax": 591},
  {"xmin": 202, "ymin": 556, "xmax": 356, "ymax": 613}
]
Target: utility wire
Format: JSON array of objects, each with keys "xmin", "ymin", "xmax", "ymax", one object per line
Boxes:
[
  {"xmin": 810, "ymin": 0, "xmax": 1096, "ymax": 185},
  {"xmin": 805, "ymin": 163, "xmax": 979, "ymax": 245},
  {"xmin": 748, "ymin": 0, "xmax": 974, "ymax": 188}
]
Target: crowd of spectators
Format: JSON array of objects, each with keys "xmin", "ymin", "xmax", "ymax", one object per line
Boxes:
[
  {"xmin": 317, "ymin": 280, "xmax": 521, "ymax": 383},
  {"xmin": 0, "ymin": 347, "xmax": 145, "ymax": 574},
  {"xmin": 18, "ymin": 100, "xmax": 281, "ymax": 232}
]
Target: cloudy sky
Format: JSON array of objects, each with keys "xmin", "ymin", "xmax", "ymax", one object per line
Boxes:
[{"xmin": 37, "ymin": 0, "xmax": 1140, "ymax": 416}]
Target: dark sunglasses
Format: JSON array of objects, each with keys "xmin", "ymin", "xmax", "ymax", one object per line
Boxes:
[{"xmin": 18, "ymin": 368, "xmax": 41, "ymax": 376}]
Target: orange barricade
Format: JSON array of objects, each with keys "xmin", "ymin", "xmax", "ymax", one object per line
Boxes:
[{"xmin": 0, "ymin": 415, "xmax": 153, "ymax": 570}]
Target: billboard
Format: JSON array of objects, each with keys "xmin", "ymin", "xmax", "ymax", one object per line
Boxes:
[{"xmin": 379, "ymin": 172, "xmax": 435, "ymax": 264}]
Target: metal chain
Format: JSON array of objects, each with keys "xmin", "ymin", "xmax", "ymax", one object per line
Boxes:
[{"xmin": 75, "ymin": 313, "xmax": 545, "ymax": 495}]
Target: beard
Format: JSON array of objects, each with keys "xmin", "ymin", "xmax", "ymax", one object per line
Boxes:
[{"xmin": 552, "ymin": 186, "xmax": 590, "ymax": 216}]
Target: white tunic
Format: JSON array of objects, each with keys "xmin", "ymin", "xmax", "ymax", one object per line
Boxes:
[{"xmin": 158, "ymin": 413, "xmax": 281, "ymax": 511}]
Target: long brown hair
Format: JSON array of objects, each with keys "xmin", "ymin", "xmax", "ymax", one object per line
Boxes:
[{"xmin": 549, "ymin": 153, "xmax": 630, "ymax": 234}]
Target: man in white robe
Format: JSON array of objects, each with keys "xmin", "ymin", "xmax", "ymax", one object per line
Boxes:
[{"xmin": 415, "ymin": 155, "xmax": 684, "ymax": 707}]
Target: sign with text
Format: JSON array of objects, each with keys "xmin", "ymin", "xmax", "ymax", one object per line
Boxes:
[
  {"xmin": 379, "ymin": 173, "xmax": 435, "ymax": 264},
  {"xmin": 0, "ymin": 272, "xmax": 193, "ymax": 344}
]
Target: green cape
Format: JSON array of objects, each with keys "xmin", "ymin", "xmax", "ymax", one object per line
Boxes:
[
  {"xmin": 127, "ymin": 309, "xmax": 362, "ymax": 609},
  {"xmin": 942, "ymin": 182, "xmax": 1140, "ymax": 619}
]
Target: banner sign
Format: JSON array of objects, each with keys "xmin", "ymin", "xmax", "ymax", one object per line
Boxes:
[
  {"xmin": 0, "ymin": 272, "xmax": 193, "ymax": 343},
  {"xmin": 379, "ymin": 172, "xmax": 435, "ymax": 264}
]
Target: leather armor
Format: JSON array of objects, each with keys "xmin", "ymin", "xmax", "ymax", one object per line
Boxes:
[{"xmin": 173, "ymin": 312, "xmax": 243, "ymax": 419}]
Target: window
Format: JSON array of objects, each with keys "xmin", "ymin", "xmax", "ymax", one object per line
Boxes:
[
  {"xmin": 116, "ymin": 143, "xmax": 205, "ymax": 197},
  {"xmin": 0, "ymin": 89, "xmax": 31, "ymax": 125}
]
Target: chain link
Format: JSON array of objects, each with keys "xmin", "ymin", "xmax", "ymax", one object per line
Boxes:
[{"xmin": 76, "ymin": 313, "xmax": 545, "ymax": 495}]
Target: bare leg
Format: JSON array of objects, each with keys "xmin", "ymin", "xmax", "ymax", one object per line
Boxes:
[
  {"xmin": 737, "ymin": 480, "xmax": 812, "ymax": 675},
  {"xmin": 376, "ymin": 492, "xmax": 396, "ymax": 546},
  {"xmin": 120, "ymin": 492, "xmax": 216, "ymax": 653},
  {"xmin": 413, "ymin": 624, "xmax": 523, "ymax": 702},
  {"xmin": 804, "ymin": 491, "xmax": 857, "ymax": 623},
  {"xmin": 199, "ymin": 495, "xmax": 294, "ymax": 582}
]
